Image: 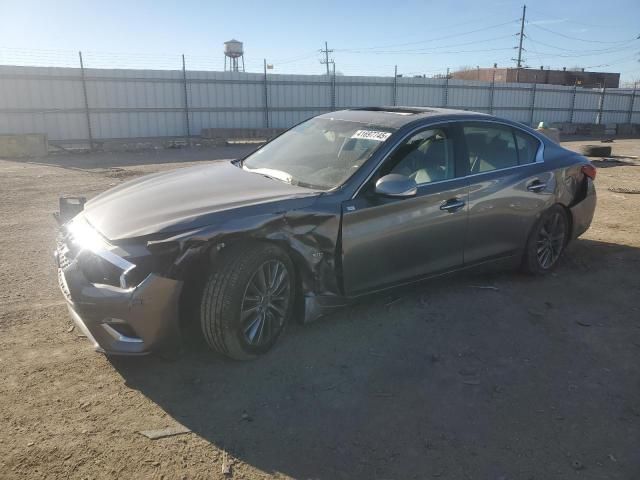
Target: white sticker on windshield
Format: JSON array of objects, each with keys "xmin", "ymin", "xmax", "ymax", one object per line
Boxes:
[{"xmin": 351, "ymin": 129, "xmax": 392, "ymax": 142}]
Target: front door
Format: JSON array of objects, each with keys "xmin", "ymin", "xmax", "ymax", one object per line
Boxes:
[{"xmin": 341, "ymin": 125, "xmax": 469, "ymax": 296}]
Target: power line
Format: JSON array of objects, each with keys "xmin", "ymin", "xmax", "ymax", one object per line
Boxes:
[
  {"xmin": 335, "ymin": 19, "xmax": 518, "ymax": 52},
  {"xmin": 525, "ymin": 35, "xmax": 637, "ymax": 54},
  {"xmin": 338, "ymin": 34, "xmax": 517, "ymax": 54},
  {"xmin": 528, "ymin": 22, "xmax": 639, "ymax": 44}
]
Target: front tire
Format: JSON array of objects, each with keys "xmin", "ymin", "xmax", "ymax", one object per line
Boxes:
[
  {"xmin": 522, "ymin": 205, "xmax": 569, "ymax": 275},
  {"xmin": 200, "ymin": 243, "xmax": 295, "ymax": 360}
]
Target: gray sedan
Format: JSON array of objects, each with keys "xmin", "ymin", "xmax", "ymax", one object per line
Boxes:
[{"xmin": 55, "ymin": 107, "xmax": 596, "ymax": 359}]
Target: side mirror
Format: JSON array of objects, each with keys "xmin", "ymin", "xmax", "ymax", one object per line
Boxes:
[{"xmin": 375, "ymin": 174, "xmax": 417, "ymax": 198}]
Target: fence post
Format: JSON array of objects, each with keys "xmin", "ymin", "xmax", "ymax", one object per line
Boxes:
[
  {"xmin": 569, "ymin": 84, "xmax": 577, "ymax": 123},
  {"xmin": 263, "ymin": 59, "xmax": 269, "ymax": 128},
  {"xmin": 78, "ymin": 51, "xmax": 94, "ymax": 150},
  {"xmin": 443, "ymin": 76, "xmax": 449, "ymax": 107},
  {"xmin": 596, "ymin": 86, "xmax": 606, "ymax": 125},
  {"xmin": 393, "ymin": 65, "xmax": 398, "ymax": 106},
  {"xmin": 627, "ymin": 83, "xmax": 637, "ymax": 124},
  {"xmin": 181, "ymin": 54, "xmax": 191, "ymax": 142},
  {"xmin": 529, "ymin": 82, "xmax": 537, "ymax": 126},
  {"xmin": 488, "ymin": 70, "xmax": 495, "ymax": 115},
  {"xmin": 331, "ymin": 63, "xmax": 336, "ymax": 110}
]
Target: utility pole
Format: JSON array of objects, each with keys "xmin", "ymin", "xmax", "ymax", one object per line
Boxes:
[
  {"xmin": 515, "ymin": 4, "xmax": 526, "ymax": 82},
  {"xmin": 320, "ymin": 41, "xmax": 334, "ymax": 75}
]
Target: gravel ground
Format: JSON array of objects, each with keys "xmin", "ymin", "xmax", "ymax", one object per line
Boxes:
[{"xmin": 0, "ymin": 140, "xmax": 639, "ymax": 479}]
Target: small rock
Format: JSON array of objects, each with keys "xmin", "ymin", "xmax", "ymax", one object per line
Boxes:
[
  {"xmin": 241, "ymin": 412, "xmax": 253, "ymax": 422},
  {"xmin": 462, "ymin": 379, "xmax": 480, "ymax": 386},
  {"xmin": 576, "ymin": 320, "xmax": 591, "ymax": 327},
  {"xmin": 66, "ymin": 324, "xmax": 75, "ymax": 333},
  {"xmin": 571, "ymin": 460, "xmax": 585, "ymax": 470},
  {"xmin": 27, "ymin": 442, "xmax": 34, "ymax": 447},
  {"xmin": 608, "ymin": 454, "xmax": 617, "ymax": 463}
]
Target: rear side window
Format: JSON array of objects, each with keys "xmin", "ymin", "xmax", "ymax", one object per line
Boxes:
[
  {"xmin": 513, "ymin": 130, "xmax": 539, "ymax": 164},
  {"xmin": 463, "ymin": 124, "xmax": 518, "ymax": 174}
]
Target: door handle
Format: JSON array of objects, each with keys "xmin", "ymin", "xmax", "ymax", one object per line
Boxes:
[
  {"xmin": 527, "ymin": 181, "xmax": 547, "ymax": 193},
  {"xmin": 440, "ymin": 198, "xmax": 466, "ymax": 212}
]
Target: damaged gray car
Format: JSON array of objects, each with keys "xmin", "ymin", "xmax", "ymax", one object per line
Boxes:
[{"xmin": 54, "ymin": 107, "xmax": 597, "ymax": 359}]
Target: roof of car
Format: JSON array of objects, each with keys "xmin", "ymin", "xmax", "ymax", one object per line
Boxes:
[{"xmin": 317, "ymin": 106, "xmax": 492, "ymax": 129}]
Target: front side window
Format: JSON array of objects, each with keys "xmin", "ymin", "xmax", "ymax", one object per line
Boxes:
[
  {"xmin": 242, "ymin": 117, "xmax": 395, "ymax": 190},
  {"xmin": 383, "ymin": 128, "xmax": 455, "ymax": 184}
]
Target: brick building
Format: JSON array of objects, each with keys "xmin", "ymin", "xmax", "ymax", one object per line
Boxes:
[{"xmin": 452, "ymin": 66, "xmax": 620, "ymax": 88}]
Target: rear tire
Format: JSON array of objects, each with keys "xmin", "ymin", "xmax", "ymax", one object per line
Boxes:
[
  {"xmin": 521, "ymin": 205, "xmax": 569, "ymax": 275},
  {"xmin": 200, "ymin": 243, "xmax": 295, "ymax": 360}
]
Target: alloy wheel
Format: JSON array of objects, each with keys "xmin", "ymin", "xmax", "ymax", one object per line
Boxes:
[
  {"xmin": 240, "ymin": 259, "xmax": 290, "ymax": 346},
  {"xmin": 536, "ymin": 211, "xmax": 566, "ymax": 269}
]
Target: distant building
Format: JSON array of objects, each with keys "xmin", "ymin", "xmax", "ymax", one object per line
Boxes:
[{"xmin": 452, "ymin": 66, "xmax": 620, "ymax": 88}]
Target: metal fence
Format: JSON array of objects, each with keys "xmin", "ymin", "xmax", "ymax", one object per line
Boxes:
[{"xmin": 0, "ymin": 64, "xmax": 638, "ymax": 144}]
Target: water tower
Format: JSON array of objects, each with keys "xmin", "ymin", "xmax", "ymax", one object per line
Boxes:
[{"xmin": 224, "ymin": 39, "xmax": 245, "ymax": 72}]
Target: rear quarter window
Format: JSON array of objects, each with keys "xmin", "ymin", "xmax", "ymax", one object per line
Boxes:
[{"xmin": 513, "ymin": 130, "xmax": 540, "ymax": 164}]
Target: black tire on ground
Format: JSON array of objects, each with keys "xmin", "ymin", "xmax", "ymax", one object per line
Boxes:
[
  {"xmin": 521, "ymin": 205, "xmax": 570, "ymax": 275},
  {"xmin": 580, "ymin": 145, "xmax": 612, "ymax": 157},
  {"xmin": 200, "ymin": 243, "xmax": 295, "ymax": 360}
]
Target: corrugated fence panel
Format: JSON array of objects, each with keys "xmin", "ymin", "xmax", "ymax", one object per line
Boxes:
[
  {"xmin": 396, "ymin": 78, "xmax": 445, "ymax": 107},
  {"xmin": 601, "ymin": 89, "xmax": 633, "ymax": 124},
  {"xmin": 188, "ymin": 70, "xmax": 264, "ymax": 131},
  {"xmin": 572, "ymin": 89, "xmax": 601, "ymax": 124},
  {"xmin": 0, "ymin": 65, "xmax": 638, "ymax": 141},
  {"xmin": 531, "ymin": 84, "xmax": 573, "ymax": 124},
  {"xmin": 0, "ymin": 65, "xmax": 88, "ymax": 140},
  {"xmin": 87, "ymin": 68, "xmax": 186, "ymax": 138},
  {"xmin": 448, "ymin": 79, "xmax": 490, "ymax": 110},
  {"xmin": 266, "ymin": 74, "xmax": 330, "ymax": 129},
  {"xmin": 337, "ymin": 76, "xmax": 393, "ymax": 107},
  {"xmin": 492, "ymin": 82, "xmax": 532, "ymax": 122}
]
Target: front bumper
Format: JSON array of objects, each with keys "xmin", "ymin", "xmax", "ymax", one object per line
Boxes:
[{"xmin": 56, "ymin": 255, "xmax": 182, "ymax": 355}]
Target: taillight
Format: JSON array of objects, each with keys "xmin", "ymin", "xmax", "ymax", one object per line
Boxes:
[{"xmin": 581, "ymin": 164, "xmax": 597, "ymax": 180}]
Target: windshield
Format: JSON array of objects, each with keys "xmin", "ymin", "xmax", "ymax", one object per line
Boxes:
[{"xmin": 242, "ymin": 117, "xmax": 396, "ymax": 190}]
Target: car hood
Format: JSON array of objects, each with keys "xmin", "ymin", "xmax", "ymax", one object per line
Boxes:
[{"xmin": 83, "ymin": 161, "xmax": 319, "ymax": 241}]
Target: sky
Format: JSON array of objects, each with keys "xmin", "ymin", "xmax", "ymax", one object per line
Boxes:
[{"xmin": 2, "ymin": 0, "xmax": 639, "ymax": 84}]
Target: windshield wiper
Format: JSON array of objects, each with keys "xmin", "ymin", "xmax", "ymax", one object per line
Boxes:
[
  {"xmin": 289, "ymin": 179, "xmax": 328, "ymax": 190},
  {"xmin": 242, "ymin": 166, "xmax": 293, "ymax": 184}
]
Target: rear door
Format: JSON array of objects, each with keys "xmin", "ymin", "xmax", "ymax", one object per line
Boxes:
[
  {"xmin": 461, "ymin": 122, "xmax": 553, "ymax": 264},
  {"xmin": 341, "ymin": 124, "xmax": 469, "ymax": 295}
]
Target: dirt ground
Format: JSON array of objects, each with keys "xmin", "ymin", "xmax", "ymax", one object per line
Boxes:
[{"xmin": 1, "ymin": 139, "xmax": 639, "ymax": 480}]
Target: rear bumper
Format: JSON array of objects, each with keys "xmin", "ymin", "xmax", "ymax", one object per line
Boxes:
[
  {"xmin": 570, "ymin": 178, "xmax": 597, "ymax": 239},
  {"xmin": 57, "ymin": 260, "xmax": 182, "ymax": 355}
]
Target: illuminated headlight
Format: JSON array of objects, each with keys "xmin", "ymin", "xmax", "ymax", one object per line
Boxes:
[
  {"xmin": 66, "ymin": 217, "xmax": 137, "ymax": 289},
  {"xmin": 67, "ymin": 217, "xmax": 106, "ymax": 253}
]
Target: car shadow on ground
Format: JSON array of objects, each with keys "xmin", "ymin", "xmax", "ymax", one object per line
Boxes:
[
  {"xmin": 591, "ymin": 157, "xmax": 640, "ymax": 168},
  {"xmin": 110, "ymin": 238, "xmax": 640, "ymax": 479}
]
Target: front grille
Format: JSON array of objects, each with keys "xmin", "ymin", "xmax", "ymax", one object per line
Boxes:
[{"xmin": 57, "ymin": 268, "xmax": 72, "ymax": 302}]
